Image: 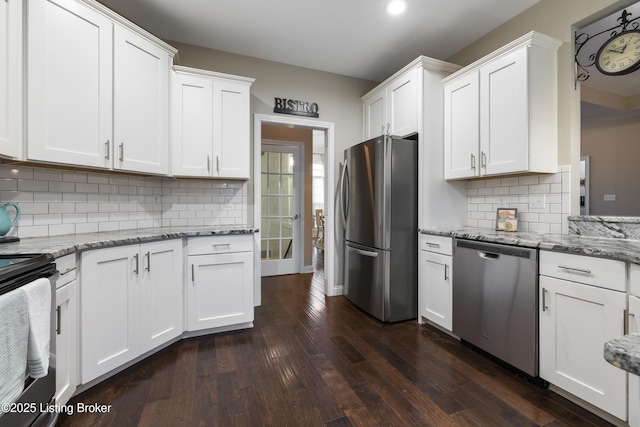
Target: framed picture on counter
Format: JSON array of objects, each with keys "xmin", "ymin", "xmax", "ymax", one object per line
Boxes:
[{"xmin": 496, "ymin": 208, "xmax": 518, "ymax": 231}]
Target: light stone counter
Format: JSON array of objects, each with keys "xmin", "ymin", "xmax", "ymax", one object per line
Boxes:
[
  {"xmin": 0, "ymin": 226, "xmax": 258, "ymax": 258},
  {"xmin": 419, "ymin": 226, "xmax": 640, "ymax": 264},
  {"xmin": 605, "ymin": 333, "xmax": 640, "ymax": 376}
]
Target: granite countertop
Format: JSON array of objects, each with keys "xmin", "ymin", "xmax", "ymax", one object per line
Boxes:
[
  {"xmin": 0, "ymin": 226, "xmax": 258, "ymax": 258},
  {"xmin": 604, "ymin": 333, "xmax": 640, "ymax": 376},
  {"xmin": 419, "ymin": 226, "xmax": 640, "ymax": 264}
]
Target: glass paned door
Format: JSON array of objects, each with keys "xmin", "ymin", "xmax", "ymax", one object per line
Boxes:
[{"xmin": 261, "ymin": 144, "xmax": 301, "ymax": 276}]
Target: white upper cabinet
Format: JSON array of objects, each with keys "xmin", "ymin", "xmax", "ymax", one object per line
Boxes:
[
  {"xmin": 0, "ymin": 0, "xmax": 22, "ymax": 160},
  {"xmin": 443, "ymin": 72, "xmax": 479, "ymax": 179},
  {"xmin": 113, "ymin": 24, "xmax": 170, "ymax": 175},
  {"xmin": 172, "ymin": 66, "xmax": 254, "ymax": 179},
  {"xmin": 27, "ymin": 0, "xmax": 113, "ymax": 168},
  {"xmin": 444, "ymin": 31, "xmax": 561, "ymax": 180},
  {"xmin": 27, "ymin": 0, "xmax": 175, "ymax": 174},
  {"xmin": 362, "ymin": 66, "xmax": 418, "ymax": 139}
]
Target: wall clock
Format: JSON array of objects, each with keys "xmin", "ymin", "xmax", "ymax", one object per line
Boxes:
[{"xmin": 595, "ymin": 30, "xmax": 640, "ymax": 75}]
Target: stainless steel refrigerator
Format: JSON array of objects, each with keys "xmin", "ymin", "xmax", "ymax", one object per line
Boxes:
[{"xmin": 340, "ymin": 135, "xmax": 417, "ymax": 322}]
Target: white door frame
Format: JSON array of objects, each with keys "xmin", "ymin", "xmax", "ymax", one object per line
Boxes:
[
  {"xmin": 260, "ymin": 141, "xmax": 304, "ymax": 277},
  {"xmin": 253, "ymin": 114, "xmax": 336, "ymax": 305}
]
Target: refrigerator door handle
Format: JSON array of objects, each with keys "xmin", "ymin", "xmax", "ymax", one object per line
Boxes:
[
  {"xmin": 340, "ymin": 162, "xmax": 349, "ymax": 226},
  {"xmin": 353, "ymin": 248, "xmax": 379, "ymax": 258}
]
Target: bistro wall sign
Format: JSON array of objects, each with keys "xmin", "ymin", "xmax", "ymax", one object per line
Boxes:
[{"xmin": 274, "ymin": 97, "xmax": 319, "ymax": 118}]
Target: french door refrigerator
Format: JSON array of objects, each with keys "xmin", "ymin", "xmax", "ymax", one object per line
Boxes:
[{"xmin": 341, "ymin": 135, "xmax": 417, "ymax": 322}]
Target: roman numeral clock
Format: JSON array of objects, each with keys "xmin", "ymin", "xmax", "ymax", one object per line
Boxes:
[
  {"xmin": 595, "ymin": 29, "xmax": 640, "ymax": 75},
  {"xmin": 575, "ymin": 8, "xmax": 640, "ymax": 82}
]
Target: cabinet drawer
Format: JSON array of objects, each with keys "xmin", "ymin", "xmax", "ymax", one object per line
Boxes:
[
  {"xmin": 188, "ymin": 235, "xmax": 253, "ymax": 255},
  {"xmin": 55, "ymin": 253, "xmax": 77, "ymax": 288},
  {"xmin": 540, "ymin": 251, "xmax": 625, "ymax": 292},
  {"xmin": 418, "ymin": 234, "xmax": 452, "ymax": 256}
]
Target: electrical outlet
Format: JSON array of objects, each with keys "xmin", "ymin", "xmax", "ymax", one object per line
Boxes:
[
  {"xmin": 529, "ymin": 194, "xmax": 546, "ymax": 209},
  {"xmin": 604, "ymin": 194, "xmax": 616, "ymax": 201}
]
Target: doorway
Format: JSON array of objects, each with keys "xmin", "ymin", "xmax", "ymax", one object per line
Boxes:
[
  {"xmin": 260, "ymin": 143, "xmax": 302, "ymax": 276},
  {"xmin": 253, "ymin": 114, "xmax": 336, "ymax": 306}
]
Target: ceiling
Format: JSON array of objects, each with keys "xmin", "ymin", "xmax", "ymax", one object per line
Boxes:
[{"xmin": 97, "ymin": 0, "xmax": 540, "ymax": 82}]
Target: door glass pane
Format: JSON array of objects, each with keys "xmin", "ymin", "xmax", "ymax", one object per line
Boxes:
[
  {"xmin": 269, "ymin": 198, "xmax": 280, "ymax": 216},
  {"xmin": 268, "ymin": 240, "xmax": 279, "ymax": 260},
  {"xmin": 282, "ymin": 218, "xmax": 293, "ymax": 238},
  {"xmin": 268, "ymin": 175, "xmax": 280, "ymax": 194},
  {"xmin": 282, "ymin": 239, "xmax": 293, "ymax": 259},
  {"xmin": 282, "ymin": 153, "xmax": 293, "ymax": 174},
  {"xmin": 281, "ymin": 175, "xmax": 293, "ymax": 195},
  {"xmin": 268, "ymin": 152, "xmax": 280, "ymax": 173},
  {"xmin": 282, "ymin": 196, "xmax": 292, "ymax": 218},
  {"xmin": 261, "ymin": 218, "xmax": 268, "ymax": 238}
]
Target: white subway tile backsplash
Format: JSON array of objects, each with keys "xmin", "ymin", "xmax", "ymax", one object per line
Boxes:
[
  {"xmin": 1, "ymin": 164, "xmax": 249, "ymax": 238},
  {"xmin": 467, "ymin": 166, "xmax": 571, "ymax": 234}
]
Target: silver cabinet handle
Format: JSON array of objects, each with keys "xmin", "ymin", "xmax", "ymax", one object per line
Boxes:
[
  {"xmin": 470, "ymin": 153, "xmax": 476, "ymax": 170},
  {"xmin": 105, "ymin": 140, "xmax": 110, "ymax": 160},
  {"xmin": 444, "ymin": 264, "xmax": 449, "ymax": 281},
  {"xmin": 542, "ymin": 288, "xmax": 548, "ymax": 312},
  {"xmin": 481, "ymin": 151, "xmax": 487, "ymax": 169},
  {"xmin": 216, "ymin": 156, "xmax": 220, "ymax": 172},
  {"xmin": 56, "ymin": 305, "xmax": 61, "ymax": 335},
  {"xmin": 626, "ymin": 310, "xmax": 636, "ymax": 335},
  {"xmin": 119, "ymin": 143, "xmax": 124, "ymax": 161},
  {"xmin": 213, "ymin": 243, "xmax": 231, "ymax": 249},
  {"xmin": 207, "ymin": 155, "xmax": 211, "ymax": 172},
  {"xmin": 146, "ymin": 252, "xmax": 151, "ymax": 271},
  {"xmin": 191, "ymin": 264, "xmax": 195, "ymax": 282},
  {"xmin": 558, "ymin": 265, "xmax": 592, "ymax": 274},
  {"xmin": 134, "ymin": 253, "xmax": 139, "ymax": 274},
  {"xmin": 425, "ymin": 242, "xmax": 440, "ymax": 248}
]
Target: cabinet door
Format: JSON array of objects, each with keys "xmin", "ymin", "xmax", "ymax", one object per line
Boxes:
[
  {"xmin": 140, "ymin": 240, "xmax": 183, "ymax": 352},
  {"xmin": 213, "ymin": 80, "xmax": 251, "ymax": 179},
  {"xmin": 187, "ymin": 251, "xmax": 254, "ymax": 331},
  {"xmin": 444, "ymin": 72, "xmax": 479, "ymax": 179},
  {"xmin": 363, "ymin": 88, "xmax": 386, "ymax": 140},
  {"xmin": 81, "ymin": 245, "xmax": 140, "ymax": 383},
  {"xmin": 479, "ymin": 47, "xmax": 528, "ymax": 176},
  {"xmin": 0, "ymin": 0, "xmax": 21, "ymax": 159},
  {"xmin": 539, "ymin": 275, "xmax": 627, "ymax": 420},
  {"xmin": 27, "ymin": 0, "xmax": 112, "ymax": 168},
  {"xmin": 172, "ymin": 72, "xmax": 214, "ymax": 177},
  {"xmin": 55, "ymin": 280, "xmax": 77, "ymax": 406},
  {"xmin": 418, "ymin": 250, "xmax": 452, "ymax": 331},
  {"xmin": 113, "ymin": 24, "xmax": 169, "ymax": 175},
  {"xmin": 388, "ymin": 69, "xmax": 417, "ymax": 137}
]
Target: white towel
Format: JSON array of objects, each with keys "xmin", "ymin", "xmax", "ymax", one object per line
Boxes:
[
  {"xmin": 22, "ymin": 278, "xmax": 51, "ymax": 379},
  {"xmin": 0, "ymin": 288, "xmax": 29, "ymax": 410}
]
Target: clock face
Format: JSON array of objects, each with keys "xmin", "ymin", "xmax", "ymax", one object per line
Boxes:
[{"xmin": 596, "ymin": 30, "xmax": 640, "ymax": 75}]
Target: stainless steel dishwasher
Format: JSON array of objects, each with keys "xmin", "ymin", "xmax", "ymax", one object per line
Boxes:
[{"xmin": 453, "ymin": 239, "xmax": 539, "ymax": 377}]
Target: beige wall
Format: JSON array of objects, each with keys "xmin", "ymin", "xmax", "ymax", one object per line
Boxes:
[
  {"xmin": 261, "ymin": 125, "xmax": 314, "ymax": 268},
  {"xmin": 169, "ymin": 40, "xmax": 377, "ymax": 192},
  {"xmin": 582, "ymin": 117, "xmax": 640, "ymax": 215},
  {"xmin": 446, "ymin": 0, "xmax": 623, "ymax": 216}
]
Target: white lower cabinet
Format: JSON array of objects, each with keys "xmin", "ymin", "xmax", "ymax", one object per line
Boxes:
[
  {"xmin": 187, "ymin": 235, "xmax": 254, "ymax": 331},
  {"xmin": 80, "ymin": 240, "xmax": 183, "ymax": 383},
  {"xmin": 55, "ymin": 254, "xmax": 78, "ymax": 406},
  {"xmin": 418, "ymin": 234, "xmax": 453, "ymax": 331},
  {"xmin": 629, "ymin": 292, "xmax": 640, "ymax": 427},
  {"xmin": 539, "ymin": 251, "xmax": 627, "ymax": 421}
]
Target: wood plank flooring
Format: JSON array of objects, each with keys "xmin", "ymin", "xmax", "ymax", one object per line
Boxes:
[{"xmin": 57, "ymin": 254, "xmax": 613, "ymax": 426}]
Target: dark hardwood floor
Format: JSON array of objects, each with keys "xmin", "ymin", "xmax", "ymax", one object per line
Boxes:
[{"xmin": 57, "ymin": 250, "xmax": 613, "ymax": 426}]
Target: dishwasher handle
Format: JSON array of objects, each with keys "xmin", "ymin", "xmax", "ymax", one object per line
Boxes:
[{"xmin": 478, "ymin": 251, "xmax": 500, "ymax": 261}]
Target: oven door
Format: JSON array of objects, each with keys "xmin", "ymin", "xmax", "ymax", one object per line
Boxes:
[{"xmin": 0, "ymin": 255, "xmax": 58, "ymax": 427}]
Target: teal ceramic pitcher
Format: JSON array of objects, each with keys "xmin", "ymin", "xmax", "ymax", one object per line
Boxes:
[{"xmin": 0, "ymin": 202, "xmax": 20, "ymax": 237}]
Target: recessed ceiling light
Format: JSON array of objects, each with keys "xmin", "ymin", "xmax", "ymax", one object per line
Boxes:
[{"xmin": 386, "ymin": 0, "xmax": 407, "ymax": 15}]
